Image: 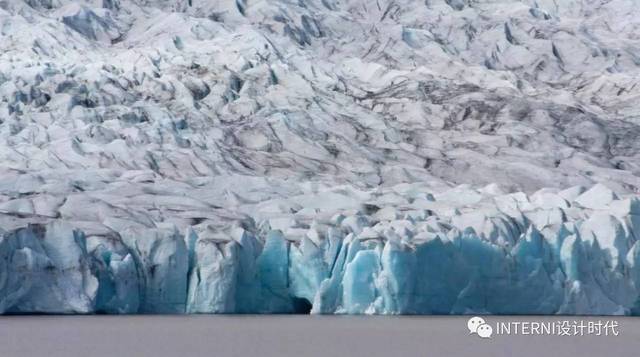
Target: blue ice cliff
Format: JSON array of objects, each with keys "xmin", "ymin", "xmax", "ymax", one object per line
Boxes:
[
  {"xmin": 2, "ymin": 1, "xmax": 640, "ymax": 314},
  {"xmin": 2, "ymin": 184, "xmax": 640, "ymax": 315}
]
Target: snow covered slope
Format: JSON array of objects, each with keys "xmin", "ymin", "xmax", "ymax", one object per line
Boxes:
[{"xmin": 1, "ymin": 0, "xmax": 640, "ymax": 314}]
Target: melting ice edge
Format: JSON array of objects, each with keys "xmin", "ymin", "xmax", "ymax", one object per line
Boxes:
[{"xmin": 2, "ymin": 183, "xmax": 640, "ymax": 315}]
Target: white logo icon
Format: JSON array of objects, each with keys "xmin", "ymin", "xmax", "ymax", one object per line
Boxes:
[
  {"xmin": 467, "ymin": 316, "xmax": 485, "ymax": 334},
  {"xmin": 477, "ymin": 323, "xmax": 493, "ymax": 338},
  {"xmin": 468, "ymin": 316, "xmax": 493, "ymax": 339}
]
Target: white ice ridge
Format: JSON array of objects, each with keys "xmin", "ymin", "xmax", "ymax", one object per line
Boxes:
[{"xmin": 2, "ymin": 183, "xmax": 640, "ymax": 315}]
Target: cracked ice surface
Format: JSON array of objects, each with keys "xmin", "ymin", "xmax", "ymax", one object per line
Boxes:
[{"xmin": 1, "ymin": 0, "xmax": 640, "ymax": 314}]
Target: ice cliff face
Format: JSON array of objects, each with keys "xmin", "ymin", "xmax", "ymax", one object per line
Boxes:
[
  {"xmin": 1, "ymin": 0, "xmax": 640, "ymax": 314},
  {"xmin": 3, "ymin": 183, "xmax": 640, "ymax": 314}
]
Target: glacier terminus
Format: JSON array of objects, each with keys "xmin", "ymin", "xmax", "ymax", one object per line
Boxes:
[{"xmin": 1, "ymin": 0, "xmax": 640, "ymax": 314}]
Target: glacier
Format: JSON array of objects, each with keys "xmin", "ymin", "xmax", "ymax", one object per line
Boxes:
[
  {"xmin": 3, "ymin": 183, "xmax": 640, "ymax": 315},
  {"xmin": 1, "ymin": 0, "xmax": 640, "ymax": 314}
]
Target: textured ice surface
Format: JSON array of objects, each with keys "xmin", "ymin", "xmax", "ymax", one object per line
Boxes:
[{"xmin": 1, "ymin": 0, "xmax": 640, "ymax": 314}]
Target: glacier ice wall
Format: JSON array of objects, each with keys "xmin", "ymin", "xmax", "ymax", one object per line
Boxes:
[
  {"xmin": 1, "ymin": 0, "xmax": 640, "ymax": 314},
  {"xmin": 2, "ymin": 183, "xmax": 640, "ymax": 315}
]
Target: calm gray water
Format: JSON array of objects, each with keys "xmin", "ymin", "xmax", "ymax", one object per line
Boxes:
[{"xmin": 0, "ymin": 315, "xmax": 636, "ymax": 357}]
